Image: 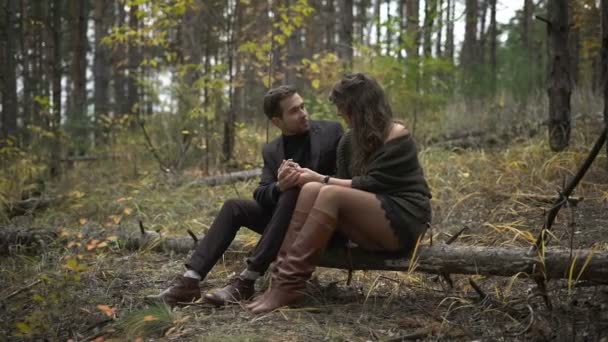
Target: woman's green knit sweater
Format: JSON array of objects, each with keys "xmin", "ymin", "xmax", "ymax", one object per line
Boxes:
[{"xmin": 336, "ymin": 130, "xmax": 432, "ymax": 249}]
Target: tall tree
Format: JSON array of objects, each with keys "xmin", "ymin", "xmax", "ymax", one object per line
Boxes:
[
  {"xmin": 423, "ymin": 0, "xmax": 437, "ymax": 58},
  {"xmin": 339, "ymin": 0, "xmax": 354, "ymax": 67},
  {"xmin": 94, "ymin": 0, "xmax": 112, "ymax": 140},
  {"xmin": 1, "ymin": 0, "xmax": 18, "ymax": 139},
  {"xmin": 461, "ymin": 0, "xmax": 478, "ymax": 98},
  {"xmin": 445, "ymin": 0, "xmax": 454, "ymax": 63},
  {"xmin": 66, "ymin": 0, "xmax": 89, "ymax": 151},
  {"xmin": 112, "ymin": 2, "xmax": 127, "ymax": 116},
  {"xmin": 602, "ymin": 0, "xmax": 608, "ymax": 134},
  {"xmin": 405, "ymin": 0, "xmax": 419, "ymax": 59},
  {"xmin": 488, "ymin": 0, "xmax": 497, "ymax": 94},
  {"xmin": 126, "ymin": 3, "xmax": 140, "ymax": 119},
  {"xmin": 49, "ymin": 0, "xmax": 63, "ymax": 176},
  {"xmin": 545, "ymin": 0, "xmax": 572, "ymax": 151},
  {"xmin": 326, "ymin": 0, "xmax": 336, "ymax": 51},
  {"xmin": 435, "ymin": 0, "xmax": 443, "ymax": 57}
]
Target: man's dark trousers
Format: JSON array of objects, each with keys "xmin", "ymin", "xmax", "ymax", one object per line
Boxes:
[{"xmin": 185, "ymin": 188, "xmax": 299, "ymax": 278}]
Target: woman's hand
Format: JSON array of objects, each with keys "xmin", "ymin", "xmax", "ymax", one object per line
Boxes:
[{"xmin": 296, "ymin": 168, "xmax": 324, "ymax": 186}]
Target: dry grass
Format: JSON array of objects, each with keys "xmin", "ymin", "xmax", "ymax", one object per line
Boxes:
[{"xmin": 2, "ymin": 91, "xmax": 608, "ymax": 340}]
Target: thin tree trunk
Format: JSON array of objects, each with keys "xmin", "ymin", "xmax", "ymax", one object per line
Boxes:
[
  {"xmin": 462, "ymin": 0, "xmax": 478, "ymax": 100},
  {"xmin": 602, "ymin": 0, "xmax": 607, "ymax": 153},
  {"xmin": 405, "ymin": 0, "xmax": 419, "ymax": 59},
  {"xmin": 223, "ymin": 0, "xmax": 239, "ymax": 162},
  {"xmin": 126, "ymin": 4, "xmax": 140, "ymax": 123},
  {"xmin": 67, "ymin": 0, "xmax": 89, "ymax": 153},
  {"xmin": 435, "ymin": 0, "xmax": 443, "ymax": 58},
  {"xmin": 423, "ymin": 0, "xmax": 436, "ymax": 58},
  {"xmin": 478, "ymin": 0, "xmax": 487, "ymax": 66},
  {"xmin": 374, "ymin": 0, "xmax": 380, "ymax": 53},
  {"xmin": 489, "ymin": 0, "xmax": 497, "ymax": 95},
  {"xmin": 94, "ymin": 0, "xmax": 112, "ymax": 143},
  {"xmin": 326, "ymin": 0, "xmax": 336, "ymax": 51},
  {"xmin": 1, "ymin": 0, "xmax": 18, "ymax": 140},
  {"xmin": 445, "ymin": 0, "xmax": 454, "ymax": 63},
  {"xmin": 546, "ymin": 0, "xmax": 572, "ymax": 152},
  {"xmin": 49, "ymin": 0, "xmax": 63, "ymax": 177},
  {"xmin": 20, "ymin": 0, "xmax": 33, "ymax": 144},
  {"xmin": 113, "ymin": 3, "xmax": 127, "ymax": 117},
  {"xmin": 385, "ymin": 0, "xmax": 392, "ymax": 54},
  {"xmin": 339, "ymin": 0, "xmax": 354, "ymax": 67}
]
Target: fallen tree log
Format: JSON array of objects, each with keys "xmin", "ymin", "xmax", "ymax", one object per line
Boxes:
[
  {"xmin": 195, "ymin": 169, "xmax": 262, "ymax": 186},
  {"xmin": 2, "ymin": 227, "xmax": 607, "ymax": 284}
]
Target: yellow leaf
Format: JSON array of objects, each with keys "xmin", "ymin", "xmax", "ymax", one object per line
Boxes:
[
  {"xmin": 110, "ymin": 215, "xmax": 122, "ymax": 224},
  {"xmin": 143, "ymin": 315, "xmax": 158, "ymax": 321},
  {"xmin": 106, "ymin": 236, "xmax": 118, "ymax": 241},
  {"xmin": 69, "ymin": 191, "xmax": 85, "ymax": 199},
  {"xmin": 123, "ymin": 207, "xmax": 133, "ymax": 216},
  {"xmin": 15, "ymin": 322, "xmax": 31, "ymax": 334},
  {"xmin": 312, "ymin": 79, "xmax": 320, "ymax": 89},
  {"xmin": 79, "ymin": 218, "xmax": 87, "ymax": 225},
  {"xmin": 96, "ymin": 242, "xmax": 108, "ymax": 248},
  {"xmin": 97, "ymin": 304, "xmax": 115, "ymax": 317}
]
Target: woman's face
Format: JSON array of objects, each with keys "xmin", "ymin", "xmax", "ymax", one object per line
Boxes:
[{"xmin": 337, "ymin": 109, "xmax": 352, "ymax": 128}]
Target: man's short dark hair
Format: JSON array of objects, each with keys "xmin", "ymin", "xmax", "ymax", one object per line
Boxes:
[{"xmin": 263, "ymin": 85, "xmax": 297, "ymax": 119}]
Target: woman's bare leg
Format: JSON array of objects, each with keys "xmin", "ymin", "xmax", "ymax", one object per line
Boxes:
[{"xmin": 313, "ymin": 185, "xmax": 401, "ymax": 251}]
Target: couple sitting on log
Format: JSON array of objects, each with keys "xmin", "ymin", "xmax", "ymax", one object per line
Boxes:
[{"xmin": 149, "ymin": 73, "xmax": 432, "ymax": 314}]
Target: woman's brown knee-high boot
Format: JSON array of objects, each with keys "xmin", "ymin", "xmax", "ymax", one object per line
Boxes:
[
  {"xmin": 244, "ymin": 209, "xmax": 309, "ymax": 310},
  {"xmin": 250, "ymin": 208, "xmax": 336, "ymax": 314}
]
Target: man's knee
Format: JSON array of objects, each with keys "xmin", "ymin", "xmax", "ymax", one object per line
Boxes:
[{"xmin": 220, "ymin": 198, "xmax": 251, "ymax": 220}]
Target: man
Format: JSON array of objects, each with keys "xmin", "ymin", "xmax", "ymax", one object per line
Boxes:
[{"xmin": 151, "ymin": 85, "xmax": 343, "ymax": 306}]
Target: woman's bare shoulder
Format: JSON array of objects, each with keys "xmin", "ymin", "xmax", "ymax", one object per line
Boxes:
[{"xmin": 386, "ymin": 123, "xmax": 410, "ymax": 143}]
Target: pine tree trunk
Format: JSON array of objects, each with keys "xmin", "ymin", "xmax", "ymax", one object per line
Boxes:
[
  {"xmin": 94, "ymin": 0, "xmax": 112, "ymax": 143},
  {"xmin": 423, "ymin": 0, "xmax": 436, "ymax": 58},
  {"xmin": 546, "ymin": 0, "xmax": 572, "ymax": 152},
  {"xmin": 602, "ymin": 0, "xmax": 607, "ymax": 147},
  {"xmin": 435, "ymin": 0, "xmax": 443, "ymax": 58},
  {"xmin": 405, "ymin": 0, "xmax": 419, "ymax": 59},
  {"xmin": 49, "ymin": 0, "xmax": 63, "ymax": 177},
  {"xmin": 339, "ymin": 0, "xmax": 354, "ymax": 68},
  {"xmin": 67, "ymin": 0, "xmax": 89, "ymax": 153},
  {"xmin": 112, "ymin": 3, "xmax": 127, "ymax": 117},
  {"xmin": 374, "ymin": 0, "xmax": 380, "ymax": 53},
  {"xmin": 20, "ymin": 1, "xmax": 33, "ymax": 144},
  {"xmin": 326, "ymin": 0, "xmax": 336, "ymax": 52},
  {"xmin": 445, "ymin": 0, "xmax": 454, "ymax": 63},
  {"xmin": 126, "ymin": 4, "xmax": 140, "ymax": 122},
  {"xmin": 461, "ymin": 0, "xmax": 478, "ymax": 100},
  {"xmin": 1, "ymin": 0, "xmax": 18, "ymax": 140},
  {"xmin": 489, "ymin": 0, "xmax": 497, "ymax": 95}
]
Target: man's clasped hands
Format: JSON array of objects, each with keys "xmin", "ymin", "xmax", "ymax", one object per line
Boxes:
[{"xmin": 276, "ymin": 159, "xmax": 325, "ymax": 191}]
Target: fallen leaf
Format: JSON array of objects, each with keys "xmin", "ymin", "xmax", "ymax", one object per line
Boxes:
[
  {"xmin": 143, "ymin": 315, "xmax": 158, "ymax": 321},
  {"xmin": 123, "ymin": 207, "xmax": 133, "ymax": 215},
  {"xmin": 79, "ymin": 218, "xmax": 88, "ymax": 225},
  {"xmin": 97, "ymin": 304, "xmax": 115, "ymax": 318}
]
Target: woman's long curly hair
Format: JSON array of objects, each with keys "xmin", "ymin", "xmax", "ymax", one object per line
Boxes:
[{"xmin": 329, "ymin": 73, "xmax": 393, "ymax": 176}]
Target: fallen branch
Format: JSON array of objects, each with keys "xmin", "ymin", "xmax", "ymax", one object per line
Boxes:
[
  {"xmin": 195, "ymin": 169, "xmax": 262, "ymax": 186},
  {"xmin": 1, "ymin": 279, "xmax": 42, "ymax": 302}
]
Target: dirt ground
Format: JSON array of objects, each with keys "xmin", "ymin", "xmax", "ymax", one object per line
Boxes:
[{"xmin": 3, "ymin": 132, "xmax": 608, "ymax": 341}]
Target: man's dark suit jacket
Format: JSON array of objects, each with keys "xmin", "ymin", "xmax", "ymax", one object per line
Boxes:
[{"xmin": 253, "ymin": 120, "xmax": 344, "ymax": 209}]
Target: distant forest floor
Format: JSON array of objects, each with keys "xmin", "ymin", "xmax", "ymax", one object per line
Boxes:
[{"xmin": 3, "ymin": 123, "xmax": 608, "ymax": 341}]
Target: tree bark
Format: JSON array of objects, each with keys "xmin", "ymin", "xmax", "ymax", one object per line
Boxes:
[
  {"xmin": 405, "ymin": 0, "xmax": 419, "ymax": 59},
  {"xmin": 444, "ymin": 0, "xmax": 454, "ymax": 63},
  {"xmin": 94, "ymin": 0, "xmax": 112, "ymax": 143},
  {"xmin": 326, "ymin": 0, "xmax": 336, "ymax": 52},
  {"xmin": 67, "ymin": 0, "xmax": 89, "ymax": 152},
  {"xmin": 339, "ymin": 0, "xmax": 354, "ymax": 68},
  {"xmin": 126, "ymin": 3, "xmax": 140, "ymax": 123},
  {"xmin": 435, "ymin": 0, "xmax": 443, "ymax": 58},
  {"xmin": 461, "ymin": 0, "xmax": 478, "ymax": 99},
  {"xmin": 546, "ymin": 0, "xmax": 572, "ymax": 152},
  {"xmin": 49, "ymin": 0, "xmax": 63, "ymax": 177},
  {"xmin": 1, "ymin": 0, "xmax": 18, "ymax": 139},
  {"xmin": 423, "ymin": 0, "xmax": 436, "ymax": 58},
  {"xmin": 112, "ymin": 2, "xmax": 127, "ymax": 117},
  {"xmin": 488, "ymin": 0, "xmax": 497, "ymax": 95},
  {"xmin": 602, "ymin": 0, "xmax": 608, "ymax": 148}
]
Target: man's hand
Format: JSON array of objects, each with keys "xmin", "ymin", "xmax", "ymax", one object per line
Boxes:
[
  {"xmin": 296, "ymin": 168, "xmax": 324, "ymax": 186},
  {"xmin": 277, "ymin": 159, "xmax": 300, "ymax": 192}
]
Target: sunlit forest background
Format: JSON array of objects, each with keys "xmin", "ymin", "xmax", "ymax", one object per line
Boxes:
[{"xmin": 2, "ymin": 0, "xmax": 608, "ymax": 340}]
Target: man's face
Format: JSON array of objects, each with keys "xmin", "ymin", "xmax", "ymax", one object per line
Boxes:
[{"xmin": 272, "ymin": 93, "xmax": 310, "ymax": 135}]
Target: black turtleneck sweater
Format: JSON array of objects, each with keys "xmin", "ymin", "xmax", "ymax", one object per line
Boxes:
[{"xmin": 282, "ymin": 132, "xmax": 311, "ymax": 168}]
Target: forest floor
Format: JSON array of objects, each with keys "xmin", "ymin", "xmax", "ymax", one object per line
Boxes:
[{"xmin": 3, "ymin": 123, "xmax": 608, "ymax": 341}]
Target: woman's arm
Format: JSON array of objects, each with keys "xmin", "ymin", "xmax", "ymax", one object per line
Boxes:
[{"xmin": 297, "ymin": 168, "xmax": 352, "ymax": 188}]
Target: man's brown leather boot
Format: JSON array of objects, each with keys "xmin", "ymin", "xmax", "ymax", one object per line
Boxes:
[
  {"xmin": 249, "ymin": 208, "xmax": 336, "ymax": 314},
  {"xmin": 147, "ymin": 275, "xmax": 201, "ymax": 307},
  {"xmin": 203, "ymin": 276, "xmax": 255, "ymax": 306}
]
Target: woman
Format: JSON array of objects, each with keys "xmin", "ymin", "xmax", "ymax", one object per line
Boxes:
[{"xmin": 246, "ymin": 73, "xmax": 432, "ymax": 314}]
